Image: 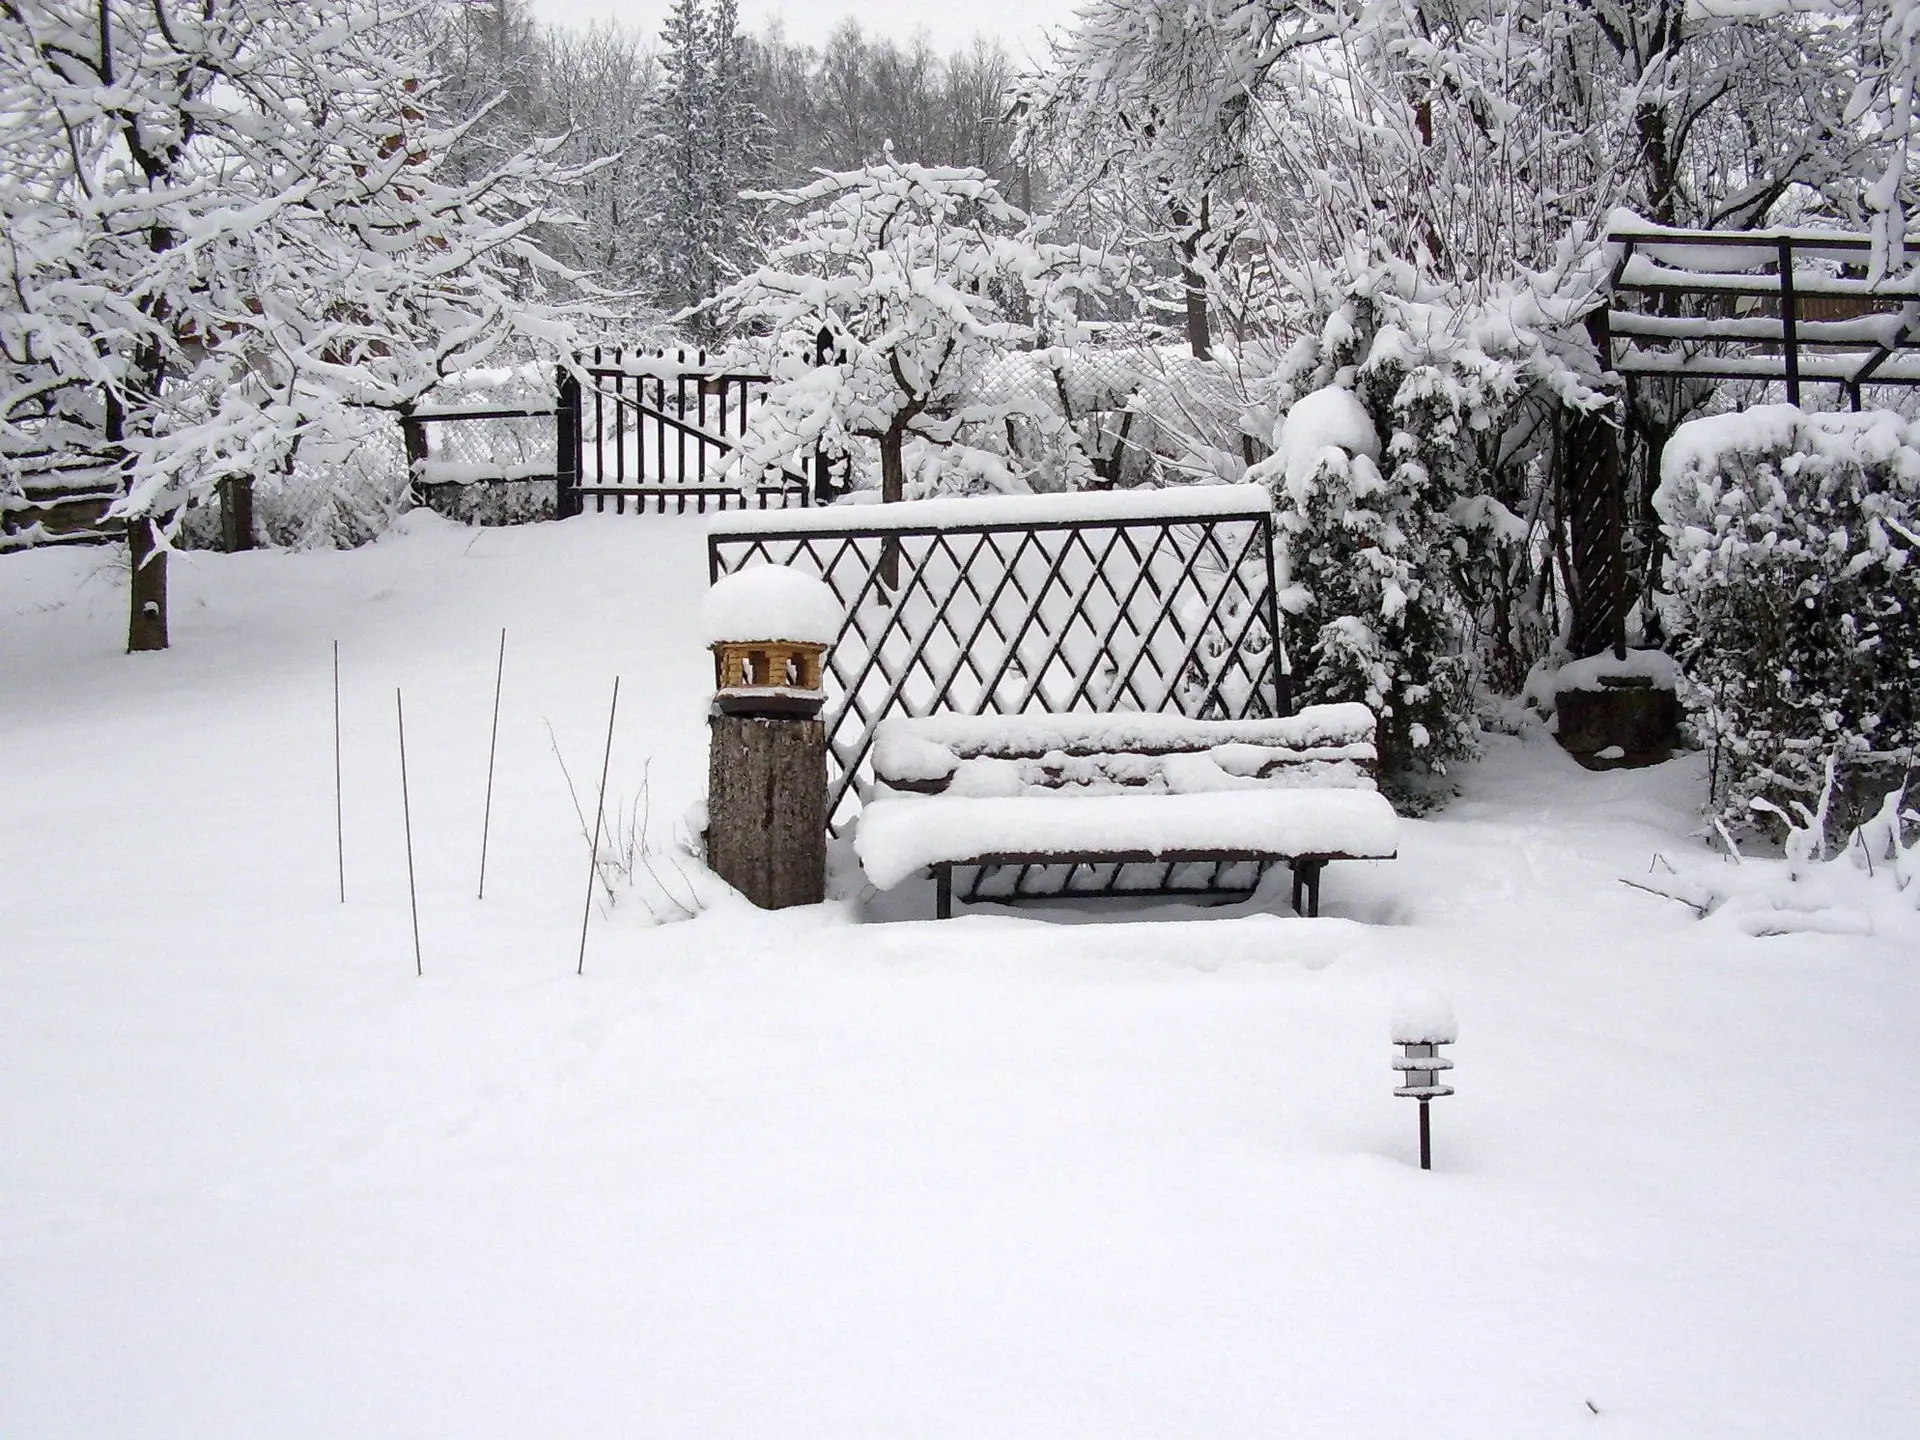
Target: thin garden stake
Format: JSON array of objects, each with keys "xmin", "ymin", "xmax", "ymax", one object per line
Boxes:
[
  {"xmin": 333, "ymin": 640, "xmax": 345, "ymax": 904},
  {"xmin": 577, "ymin": 676, "xmax": 620, "ymax": 976},
  {"xmin": 477, "ymin": 627, "xmax": 506, "ymax": 900},
  {"xmin": 397, "ymin": 688, "xmax": 423, "ymax": 977}
]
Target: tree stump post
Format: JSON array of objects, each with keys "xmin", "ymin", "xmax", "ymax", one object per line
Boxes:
[{"xmin": 706, "ymin": 712, "xmax": 827, "ymax": 909}]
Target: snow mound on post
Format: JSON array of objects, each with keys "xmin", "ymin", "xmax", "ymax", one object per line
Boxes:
[
  {"xmin": 1391, "ymin": 990, "xmax": 1458, "ymax": 1045},
  {"xmin": 701, "ymin": 566, "xmax": 842, "ymax": 645}
]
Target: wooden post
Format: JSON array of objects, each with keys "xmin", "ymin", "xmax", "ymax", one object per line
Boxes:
[
  {"xmin": 1778, "ymin": 238, "xmax": 1801, "ymax": 408},
  {"xmin": 219, "ymin": 475, "xmax": 255, "ymax": 552},
  {"xmin": 127, "ymin": 514, "xmax": 169, "ymax": 652},
  {"xmin": 400, "ymin": 407, "xmax": 428, "ymax": 508},
  {"xmin": 706, "ymin": 713, "xmax": 827, "ymax": 909},
  {"xmin": 555, "ymin": 365, "xmax": 581, "ymax": 519},
  {"xmin": 1567, "ymin": 307, "xmax": 1626, "ymax": 661}
]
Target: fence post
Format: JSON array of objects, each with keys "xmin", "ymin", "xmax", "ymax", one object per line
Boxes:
[
  {"xmin": 555, "ymin": 364, "xmax": 581, "ymax": 519},
  {"xmin": 219, "ymin": 475, "xmax": 255, "ymax": 552},
  {"xmin": 399, "ymin": 406, "xmax": 428, "ymax": 508},
  {"xmin": 812, "ymin": 448, "xmax": 830, "ymax": 507}
]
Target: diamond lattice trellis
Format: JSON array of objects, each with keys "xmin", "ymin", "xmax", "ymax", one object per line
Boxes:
[{"xmin": 708, "ymin": 495, "xmax": 1284, "ymax": 834}]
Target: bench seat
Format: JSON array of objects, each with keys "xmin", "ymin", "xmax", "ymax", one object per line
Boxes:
[
  {"xmin": 859, "ymin": 786, "xmax": 1397, "ymax": 881},
  {"xmin": 856, "ymin": 704, "xmax": 1398, "ymax": 918}
]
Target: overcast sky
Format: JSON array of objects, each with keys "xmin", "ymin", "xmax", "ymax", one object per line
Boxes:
[{"xmin": 525, "ymin": 0, "xmax": 1080, "ymax": 63}]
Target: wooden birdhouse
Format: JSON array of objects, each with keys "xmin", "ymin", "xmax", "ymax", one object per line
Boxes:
[
  {"xmin": 709, "ymin": 638, "xmax": 829, "ymax": 718},
  {"xmin": 701, "ymin": 566, "xmax": 842, "ymax": 720}
]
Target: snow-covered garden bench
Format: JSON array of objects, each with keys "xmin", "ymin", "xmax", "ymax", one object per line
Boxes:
[{"xmin": 854, "ymin": 703, "xmax": 1400, "ymax": 918}]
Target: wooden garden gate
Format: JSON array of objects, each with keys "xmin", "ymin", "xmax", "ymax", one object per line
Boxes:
[{"xmin": 403, "ymin": 347, "xmax": 847, "ymax": 519}]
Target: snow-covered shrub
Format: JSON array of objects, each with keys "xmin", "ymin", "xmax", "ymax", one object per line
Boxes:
[
  {"xmin": 1657, "ymin": 405, "xmax": 1920, "ymax": 838},
  {"xmin": 1635, "ymin": 765, "xmax": 1920, "ymax": 937},
  {"xmin": 1251, "ymin": 237, "xmax": 1606, "ymax": 787},
  {"xmin": 900, "ymin": 439, "xmax": 1031, "ymax": 499},
  {"xmin": 955, "ymin": 345, "xmax": 1260, "ymax": 492},
  {"xmin": 1254, "ymin": 385, "xmax": 1474, "ymax": 785}
]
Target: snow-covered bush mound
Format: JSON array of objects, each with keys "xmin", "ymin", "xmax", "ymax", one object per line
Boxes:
[{"xmin": 1657, "ymin": 405, "xmax": 1920, "ymax": 837}]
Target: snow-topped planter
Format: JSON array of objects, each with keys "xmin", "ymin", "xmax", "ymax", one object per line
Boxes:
[
  {"xmin": 701, "ymin": 565, "xmax": 842, "ymax": 720},
  {"xmin": 1544, "ymin": 650, "xmax": 1683, "ymax": 768}
]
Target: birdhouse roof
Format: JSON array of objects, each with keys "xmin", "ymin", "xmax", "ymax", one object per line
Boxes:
[{"xmin": 701, "ymin": 566, "xmax": 843, "ymax": 646}]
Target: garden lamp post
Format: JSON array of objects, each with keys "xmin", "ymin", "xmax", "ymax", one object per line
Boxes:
[{"xmin": 1391, "ymin": 994, "xmax": 1457, "ymax": 1171}]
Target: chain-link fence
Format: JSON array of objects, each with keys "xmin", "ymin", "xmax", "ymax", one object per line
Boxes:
[
  {"xmin": 174, "ymin": 420, "xmax": 409, "ymax": 551},
  {"xmin": 170, "ymin": 365, "xmax": 558, "ymax": 549},
  {"xmin": 955, "ymin": 346, "xmax": 1262, "ymax": 491}
]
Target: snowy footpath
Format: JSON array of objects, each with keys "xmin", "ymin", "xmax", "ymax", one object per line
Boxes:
[{"xmin": 4, "ymin": 513, "xmax": 1917, "ymax": 1438}]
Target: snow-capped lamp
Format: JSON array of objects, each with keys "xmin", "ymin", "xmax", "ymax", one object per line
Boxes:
[
  {"xmin": 1391, "ymin": 991, "xmax": 1457, "ymax": 1172},
  {"xmin": 701, "ymin": 565, "xmax": 842, "ymax": 720}
]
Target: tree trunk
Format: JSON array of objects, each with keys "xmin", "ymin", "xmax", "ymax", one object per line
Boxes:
[
  {"xmin": 880, "ymin": 424, "xmax": 905, "ymax": 590},
  {"xmin": 1179, "ymin": 233, "xmax": 1212, "ymax": 362},
  {"xmin": 705, "ymin": 714, "xmax": 827, "ymax": 909},
  {"xmin": 127, "ymin": 515, "xmax": 169, "ymax": 652}
]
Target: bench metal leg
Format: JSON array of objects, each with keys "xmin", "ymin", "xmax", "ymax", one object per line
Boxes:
[
  {"xmin": 1291, "ymin": 859, "xmax": 1324, "ymax": 918},
  {"xmin": 935, "ymin": 864, "xmax": 953, "ymax": 920}
]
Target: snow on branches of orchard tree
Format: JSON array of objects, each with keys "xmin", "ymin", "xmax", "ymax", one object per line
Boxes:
[
  {"xmin": 708, "ymin": 152, "xmax": 1126, "ymax": 500},
  {"xmin": 0, "ymin": 0, "xmax": 603, "ymax": 530}
]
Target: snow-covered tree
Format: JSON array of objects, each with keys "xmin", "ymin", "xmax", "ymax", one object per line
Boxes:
[
  {"xmin": 536, "ymin": 21, "xmax": 659, "ymax": 299},
  {"xmin": 1852, "ymin": 0, "xmax": 1920, "ymax": 278},
  {"xmin": 639, "ymin": 0, "xmax": 767, "ymax": 325},
  {"xmin": 1029, "ymin": 0, "xmax": 1874, "ymax": 319},
  {"xmin": 1019, "ymin": 0, "xmax": 1275, "ymax": 358},
  {"xmin": 0, "ymin": 0, "xmax": 598, "ymax": 650},
  {"xmin": 708, "ymin": 155, "xmax": 1121, "ymax": 523}
]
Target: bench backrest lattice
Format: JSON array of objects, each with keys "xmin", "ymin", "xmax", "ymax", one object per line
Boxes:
[{"xmin": 707, "ymin": 485, "xmax": 1285, "ymax": 833}]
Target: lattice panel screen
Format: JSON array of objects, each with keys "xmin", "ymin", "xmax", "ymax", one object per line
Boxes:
[{"xmin": 709, "ymin": 498, "xmax": 1283, "ymax": 831}]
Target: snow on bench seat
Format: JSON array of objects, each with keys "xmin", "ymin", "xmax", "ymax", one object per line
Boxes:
[
  {"xmin": 856, "ymin": 789, "xmax": 1401, "ymax": 891},
  {"xmin": 856, "ymin": 703, "xmax": 1398, "ymax": 916},
  {"xmin": 870, "ymin": 703, "xmax": 1381, "ymax": 798}
]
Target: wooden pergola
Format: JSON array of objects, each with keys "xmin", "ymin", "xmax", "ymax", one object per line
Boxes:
[
  {"xmin": 1601, "ymin": 222, "xmax": 1920, "ymax": 409},
  {"xmin": 1563, "ymin": 220, "xmax": 1920, "ymax": 661}
]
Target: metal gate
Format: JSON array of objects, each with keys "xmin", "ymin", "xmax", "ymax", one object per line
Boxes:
[
  {"xmin": 572, "ymin": 347, "xmax": 837, "ymax": 514},
  {"xmin": 401, "ymin": 349, "xmax": 847, "ymax": 521}
]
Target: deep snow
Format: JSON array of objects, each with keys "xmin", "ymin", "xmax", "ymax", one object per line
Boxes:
[{"xmin": 4, "ymin": 512, "xmax": 1918, "ymax": 1438}]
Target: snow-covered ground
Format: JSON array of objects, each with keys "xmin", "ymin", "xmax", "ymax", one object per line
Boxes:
[{"xmin": 4, "ymin": 514, "xmax": 1917, "ymax": 1437}]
